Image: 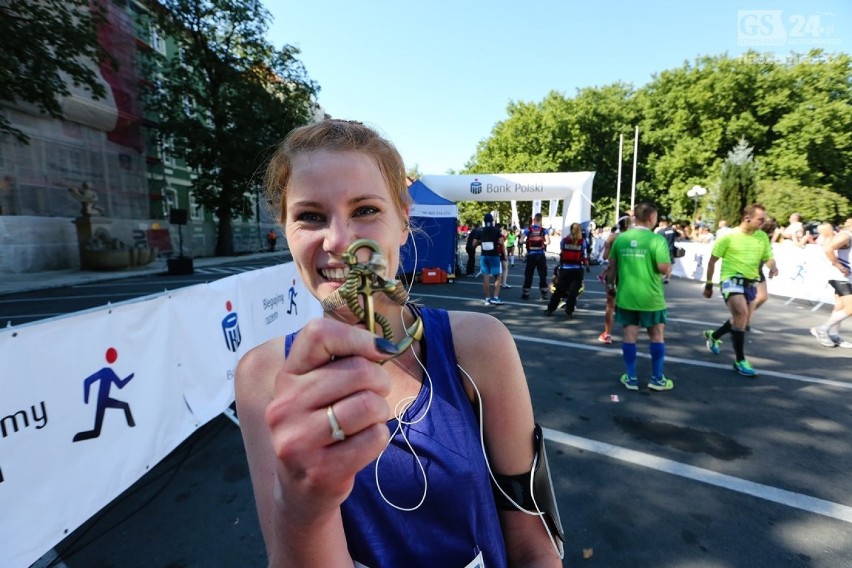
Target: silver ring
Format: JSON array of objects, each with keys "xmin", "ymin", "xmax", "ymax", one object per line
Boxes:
[{"xmin": 327, "ymin": 405, "xmax": 346, "ymax": 442}]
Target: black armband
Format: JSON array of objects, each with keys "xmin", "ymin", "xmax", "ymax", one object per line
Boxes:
[
  {"xmin": 704, "ymin": 282, "xmax": 714, "ymax": 288},
  {"xmin": 490, "ymin": 424, "xmax": 565, "ymax": 557}
]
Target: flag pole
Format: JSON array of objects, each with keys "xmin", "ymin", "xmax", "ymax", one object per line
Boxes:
[
  {"xmin": 615, "ymin": 133, "xmax": 623, "ymax": 223},
  {"xmin": 630, "ymin": 125, "xmax": 639, "ymax": 212}
]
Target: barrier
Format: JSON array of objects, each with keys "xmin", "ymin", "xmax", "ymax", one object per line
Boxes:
[
  {"xmin": 0, "ymin": 263, "xmax": 322, "ymax": 568},
  {"xmin": 670, "ymin": 241, "xmax": 837, "ymax": 307}
]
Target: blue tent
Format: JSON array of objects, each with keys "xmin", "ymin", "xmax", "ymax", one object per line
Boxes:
[{"xmin": 399, "ymin": 180, "xmax": 458, "ymax": 278}]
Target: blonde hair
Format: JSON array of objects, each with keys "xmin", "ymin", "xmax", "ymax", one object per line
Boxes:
[{"xmin": 263, "ymin": 120, "xmax": 411, "ymax": 224}]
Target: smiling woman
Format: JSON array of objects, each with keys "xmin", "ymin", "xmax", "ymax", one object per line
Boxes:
[{"xmin": 234, "ymin": 119, "xmax": 564, "ymax": 567}]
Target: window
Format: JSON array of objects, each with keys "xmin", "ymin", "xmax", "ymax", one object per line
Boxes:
[
  {"xmin": 150, "ymin": 24, "xmax": 167, "ymax": 55},
  {"xmin": 189, "ymin": 191, "xmax": 203, "ymax": 220},
  {"xmin": 162, "ymin": 188, "xmax": 177, "ymax": 218}
]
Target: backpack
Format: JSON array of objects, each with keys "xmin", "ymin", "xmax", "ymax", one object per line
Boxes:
[
  {"xmin": 527, "ymin": 226, "xmax": 546, "ymax": 250},
  {"xmin": 559, "ymin": 237, "xmax": 585, "ymax": 265}
]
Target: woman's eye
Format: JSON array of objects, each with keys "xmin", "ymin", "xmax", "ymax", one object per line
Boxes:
[
  {"xmin": 354, "ymin": 205, "xmax": 379, "ymax": 217},
  {"xmin": 294, "ymin": 211, "xmax": 324, "ymax": 223}
]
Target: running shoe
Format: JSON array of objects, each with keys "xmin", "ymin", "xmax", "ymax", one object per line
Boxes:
[
  {"xmin": 733, "ymin": 359, "xmax": 758, "ymax": 377},
  {"xmin": 810, "ymin": 327, "xmax": 837, "ymax": 348},
  {"xmin": 648, "ymin": 375, "xmax": 674, "ymax": 391},
  {"xmin": 490, "ymin": 297, "xmax": 504, "ymax": 305},
  {"xmin": 703, "ymin": 330, "xmax": 722, "ymax": 355},
  {"xmin": 620, "ymin": 374, "xmax": 638, "ymax": 391},
  {"xmin": 540, "ymin": 292, "xmax": 549, "ymax": 301},
  {"xmin": 521, "ymin": 293, "xmax": 530, "ymax": 300},
  {"xmin": 483, "ymin": 298, "xmax": 492, "ymax": 306},
  {"xmin": 578, "ymin": 286, "xmax": 585, "ymax": 296},
  {"xmin": 829, "ymin": 334, "xmax": 852, "ymax": 348},
  {"xmin": 598, "ymin": 332, "xmax": 612, "ymax": 344},
  {"xmin": 501, "ymin": 284, "xmax": 512, "ymax": 289}
]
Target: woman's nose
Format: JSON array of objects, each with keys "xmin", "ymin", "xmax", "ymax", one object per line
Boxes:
[{"xmin": 323, "ymin": 216, "xmax": 353, "ymax": 253}]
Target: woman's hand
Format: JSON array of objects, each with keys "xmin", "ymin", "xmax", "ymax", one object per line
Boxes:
[{"xmin": 264, "ymin": 318, "xmax": 397, "ymax": 522}]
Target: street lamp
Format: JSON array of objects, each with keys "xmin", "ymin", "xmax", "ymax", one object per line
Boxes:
[{"xmin": 686, "ymin": 185, "xmax": 708, "ymax": 218}]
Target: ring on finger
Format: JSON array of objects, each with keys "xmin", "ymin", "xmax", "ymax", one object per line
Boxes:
[{"xmin": 327, "ymin": 405, "xmax": 346, "ymax": 442}]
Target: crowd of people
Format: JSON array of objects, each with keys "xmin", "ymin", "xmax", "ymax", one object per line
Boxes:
[{"xmin": 462, "ymin": 205, "xmax": 852, "ymax": 383}]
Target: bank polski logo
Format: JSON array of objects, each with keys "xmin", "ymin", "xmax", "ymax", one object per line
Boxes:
[
  {"xmin": 470, "ymin": 178, "xmax": 482, "ymax": 195},
  {"xmin": 221, "ymin": 300, "xmax": 242, "ymax": 352},
  {"xmin": 738, "ymin": 10, "xmax": 840, "ymax": 47}
]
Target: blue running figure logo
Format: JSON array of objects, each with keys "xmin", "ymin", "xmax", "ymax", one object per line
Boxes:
[
  {"xmin": 287, "ymin": 279, "xmax": 298, "ymax": 315},
  {"xmin": 73, "ymin": 347, "xmax": 135, "ymax": 442}
]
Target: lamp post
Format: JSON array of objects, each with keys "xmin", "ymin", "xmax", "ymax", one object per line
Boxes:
[{"xmin": 686, "ymin": 185, "xmax": 707, "ymax": 218}]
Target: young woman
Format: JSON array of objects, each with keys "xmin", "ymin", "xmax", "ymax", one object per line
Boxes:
[{"xmin": 235, "ymin": 120, "xmax": 562, "ymax": 567}]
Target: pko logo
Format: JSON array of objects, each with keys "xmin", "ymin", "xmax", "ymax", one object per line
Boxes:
[
  {"xmin": 470, "ymin": 179, "xmax": 482, "ymax": 195},
  {"xmin": 738, "ymin": 10, "xmax": 840, "ymax": 47},
  {"xmin": 222, "ymin": 300, "xmax": 242, "ymax": 352}
]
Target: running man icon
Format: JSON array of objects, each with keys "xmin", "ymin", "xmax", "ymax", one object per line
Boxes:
[{"xmin": 73, "ymin": 347, "xmax": 136, "ymax": 442}]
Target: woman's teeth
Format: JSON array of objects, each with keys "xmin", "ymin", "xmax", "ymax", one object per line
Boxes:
[{"xmin": 321, "ymin": 267, "xmax": 347, "ymax": 282}]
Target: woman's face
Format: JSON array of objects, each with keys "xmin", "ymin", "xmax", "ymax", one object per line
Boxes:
[{"xmin": 284, "ymin": 150, "xmax": 409, "ymax": 304}]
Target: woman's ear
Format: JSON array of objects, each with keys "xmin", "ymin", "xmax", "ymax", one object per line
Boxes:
[{"xmin": 399, "ymin": 205, "xmax": 411, "ymax": 246}]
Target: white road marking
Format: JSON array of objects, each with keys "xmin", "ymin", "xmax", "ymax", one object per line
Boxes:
[{"xmin": 543, "ymin": 428, "xmax": 852, "ymax": 524}]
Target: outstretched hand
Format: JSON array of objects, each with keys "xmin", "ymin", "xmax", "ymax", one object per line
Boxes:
[{"xmin": 265, "ymin": 318, "xmax": 398, "ymax": 522}]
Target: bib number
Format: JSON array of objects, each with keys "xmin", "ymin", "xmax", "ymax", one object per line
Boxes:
[
  {"xmin": 481, "ymin": 242, "xmax": 495, "ymax": 251},
  {"xmin": 721, "ymin": 278, "xmax": 744, "ymax": 295}
]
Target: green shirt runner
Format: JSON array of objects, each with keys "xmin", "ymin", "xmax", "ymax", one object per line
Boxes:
[
  {"xmin": 711, "ymin": 229, "xmax": 773, "ymax": 281},
  {"xmin": 611, "ymin": 227, "xmax": 670, "ymax": 311}
]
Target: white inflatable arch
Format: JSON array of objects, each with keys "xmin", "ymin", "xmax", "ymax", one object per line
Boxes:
[{"xmin": 419, "ymin": 172, "xmax": 595, "ymax": 231}]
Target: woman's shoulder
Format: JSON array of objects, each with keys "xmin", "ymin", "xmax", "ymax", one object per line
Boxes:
[{"xmin": 445, "ymin": 310, "xmax": 513, "ymax": 358}]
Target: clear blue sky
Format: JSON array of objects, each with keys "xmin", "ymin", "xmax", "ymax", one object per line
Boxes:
[{"xmin": 266, "ymin": 0, "xmax": 850, "ymax": 175}]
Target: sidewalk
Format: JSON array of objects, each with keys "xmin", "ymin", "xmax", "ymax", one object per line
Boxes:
[{"xmin": 0, "ymin": 251, "xmax": 287, "ymax": 296}]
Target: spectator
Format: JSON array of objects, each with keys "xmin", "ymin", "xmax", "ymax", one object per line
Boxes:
[
  {"xmin": 780, "ymin": 213, "xmax": 807, "ymax": 246},
  {"xmin": 716, "ymin": 220, "xmax": 734, "ymax": 238},
  {"xmin": 465, "ymin": 223, "xmax": 481, "ymax": 276}
]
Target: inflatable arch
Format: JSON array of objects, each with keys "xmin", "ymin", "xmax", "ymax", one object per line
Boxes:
[{"xmin": 419, "ymin": 172, "xmax": 596, "ymax": 231}]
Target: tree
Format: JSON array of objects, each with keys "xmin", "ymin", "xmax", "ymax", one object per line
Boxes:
[
  {"xmin": 0, "ymin": 0, "xmax": 110, "ymax": 143},
  {"xmin": 143, "ymin": 0, "xmax": 318, "ymax": 255},
  {"xmin": 757, "ymin": 179, "xmax": 849, "ymax": 224},
  {"xmin": 716, "ymin": 139, "xmax": 758, "ymax": 227}
]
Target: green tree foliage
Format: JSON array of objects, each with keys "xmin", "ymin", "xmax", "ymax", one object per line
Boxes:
[
  {"xmin": 716, "ymin": 139, "xmax": 758, "ymax": 227},
  {"xmin": 757, "ymin": 179, "xmax": 850, "ymax": 224},
  {"xmin": 142, "ymin": 0, "xmax": 317, "ymax": 255},
  {"xmin": 0, "ymin": 0, "xmax": 110, "ymax": 143},
  {"xmin": 467, "ymin": 50, "xmax": 851, "ymax": 225},
  {"xmin": 466, "ymin": 85, "xmax": 637, "ymax": 227}
]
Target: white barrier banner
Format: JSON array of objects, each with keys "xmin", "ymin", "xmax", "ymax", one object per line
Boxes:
[{"xmin": 0, "ymin": 262, "xmax": 321, "ymax": 568}]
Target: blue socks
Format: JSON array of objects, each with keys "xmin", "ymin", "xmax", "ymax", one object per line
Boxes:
[
  {"xmin": 622, "ymin": 343, "xmax": 637, "ymax": 377},
  {"xmin": 650, "ymin": 342, "xmax": 665, "ymax": 378}
]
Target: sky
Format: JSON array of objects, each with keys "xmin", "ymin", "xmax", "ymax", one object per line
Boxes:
[{"xmin": 266, "ymin": 0, "xmax": 850, "ymax": 176}]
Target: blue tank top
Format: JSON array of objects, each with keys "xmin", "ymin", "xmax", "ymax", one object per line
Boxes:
[{"xmin": 285, "ymin": 306, "xmax": 507, "ymax": 567}]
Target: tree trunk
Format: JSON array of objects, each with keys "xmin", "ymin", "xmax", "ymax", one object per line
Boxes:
[{"xmin": 215, "ymin": 178, "xmax": 235, "ymax": 256}]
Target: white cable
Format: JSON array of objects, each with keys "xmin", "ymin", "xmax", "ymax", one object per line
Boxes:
[
  {"xmin": 374, "ymin": 233, "xmax": 434, "ymax": 511},
  {"xmin": 456, "ymin": 363, "xmax": 564, "ymax": 559}
]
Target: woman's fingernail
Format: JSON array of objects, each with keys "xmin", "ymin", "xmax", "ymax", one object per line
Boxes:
[{"xmin": 375, "ymin": 337, "xmax": 401, "ymax": 355}]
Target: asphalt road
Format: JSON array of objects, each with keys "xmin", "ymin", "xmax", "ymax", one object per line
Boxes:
[{"xmin": 17, "ymin": 256, "xmax": 852, "ymax": 568}]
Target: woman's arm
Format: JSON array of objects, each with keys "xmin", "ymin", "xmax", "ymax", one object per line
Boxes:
[{"xmin": 450, "ymin": 311, "xmax": 563, "ymax": 567}]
